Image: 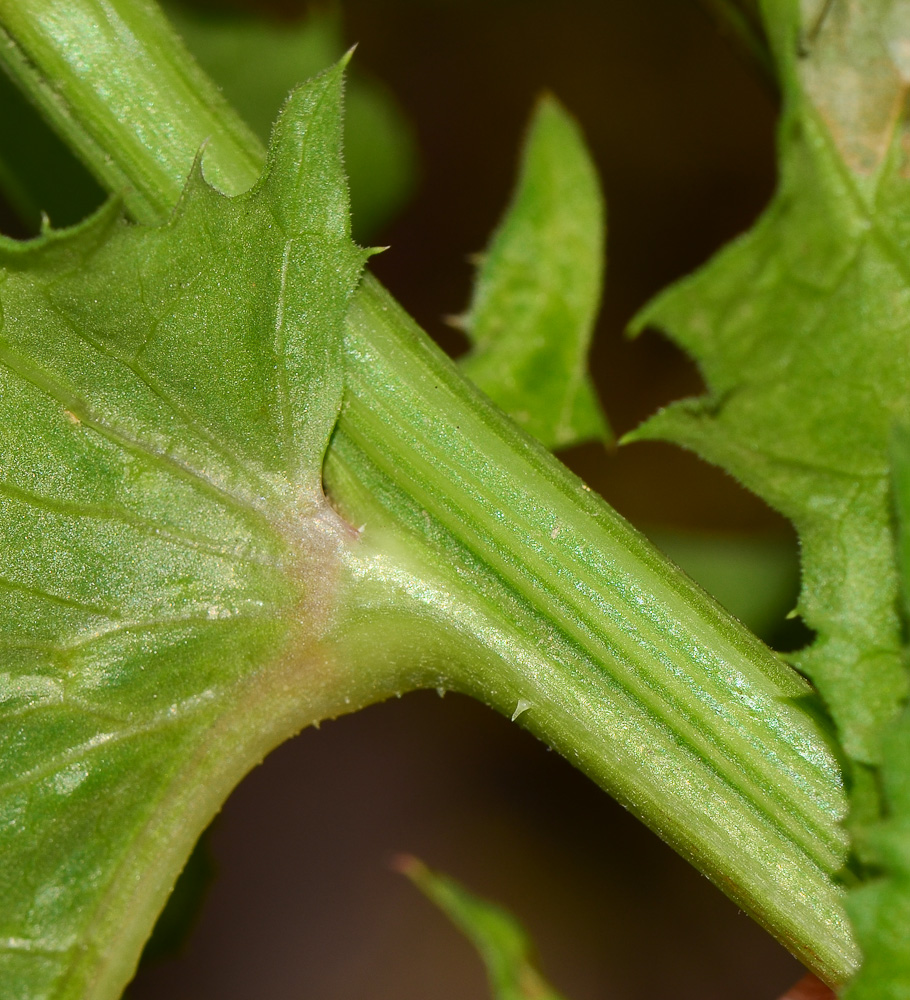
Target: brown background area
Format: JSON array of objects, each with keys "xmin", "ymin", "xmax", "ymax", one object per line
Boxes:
[{"xmin": 128, "ymin": 2, "xmax": 805, "ymax": 998}]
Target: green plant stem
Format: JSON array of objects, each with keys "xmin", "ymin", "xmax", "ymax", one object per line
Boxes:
[
  {"xmin": 328, "ymin": 277, "xmax": 856, "ymax": 983},
  {"xmin": 0, "ymin": 0, "xmax": 262, "ymax": 221},
  {"xmin": 0, "ymin": 0, "xmax": 859, "ymax": 985}
]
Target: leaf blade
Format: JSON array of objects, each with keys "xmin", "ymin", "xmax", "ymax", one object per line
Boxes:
[
  {"xmin": 627, "ymin": 0, "xmax": 910, "ymax": 990},
  {"xmin": 459, "ymin": 96, "xmax": 610, "ymax": 451},
  {"xmin": 0, "ymin": 62, "xmax": 368, "ymax": 1000},
  {"xmin": 844, "ymin": 428, "xmax": 910, "ymax": 998}
]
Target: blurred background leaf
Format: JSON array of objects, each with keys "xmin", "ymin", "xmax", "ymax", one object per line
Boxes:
[{"xmin": 397, "ymin": 856, "xmax": 569, "ymax": 1000}]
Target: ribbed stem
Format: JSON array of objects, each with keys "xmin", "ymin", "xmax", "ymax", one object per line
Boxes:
[
  {"xmin": 0, "ymin": 0, "xmax": 858, "ymax": 984},
  {"xmin": 325, "ymin": 276, "xmax": 856, "ymax": 983},
  {"xmin": 0, "ymin": 0, "xmax": 262, "ymax": 223}
]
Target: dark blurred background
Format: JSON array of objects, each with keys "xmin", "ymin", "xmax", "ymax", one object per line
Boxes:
[{"xmin": 6, "ymin": 0, "xmax": 809, "ymax": 996}]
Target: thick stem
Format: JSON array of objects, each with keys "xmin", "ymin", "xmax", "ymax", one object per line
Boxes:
[
  {"xmin": 0, "ymin": 0, "xmax": 262, "ymax": 224},
  {"xmin": 326, "ymin": 277, "xmax": 856, "ymax": 983},
  {"xmin": 0, "ymin": 0, "xmax": 858, "ymax": 984}
]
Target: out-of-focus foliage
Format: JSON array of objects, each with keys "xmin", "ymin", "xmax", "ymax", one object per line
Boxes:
[{"xmin": 398, "ymin": 856, "xmax": 569, "ymax": 1000}]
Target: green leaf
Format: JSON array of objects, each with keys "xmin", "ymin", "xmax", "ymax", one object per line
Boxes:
[
  {"xmin": 629, "ymin": 0, "xmax": 910, "ymax": 991},
  {"xmin": 166, "ymin": 3, "xmax": 418, "ymax": 240},
  {"xmin": 0, "ymin": 61, "xmax": 370, "ymax": 1000},
  {"xmin": 458, "ymin": 96, "xmax": 610, "ymax": 452},
  {"xmin": 397, "ymin": 856, "xmax": 569, "ymax": 1000},
  {"xmin": 843, "ymin": 427, "xmax": 910, "ymax": 998},
  {"xmin": 629, "ymin": 0, "xmax": 910, "ymax": 766}
]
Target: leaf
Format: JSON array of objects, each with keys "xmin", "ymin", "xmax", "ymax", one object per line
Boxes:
[
  {"xmin": 396, "ymin": 856, "xmax": 569, "ymax": 1000},
  {"xmin": 629, "ymin": 0, "xmax": 910, "ymax": 766},
  {"xmin": 166, "ymin": 3, "xmax": 418, "ymax": 240},
  {"xmin": 844, "ymin": 713, "xmax": 910, "ymax": 999},
  {"xmin": 627, "ymin": 0, "xmax": 910, "ymax": 991},
  {"xmin": 458, "ymin": 96, "xmax": 610, "ymax": 452},
  {"xmin": 843, "ymin": 429, "xmax": 910, "ymax": 998},
  {"xmin": 0, "ymin": 60, "xmax": 370, "ymax": 1000}
]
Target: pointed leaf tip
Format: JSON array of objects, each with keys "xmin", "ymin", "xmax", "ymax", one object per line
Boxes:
[
  {"xmin": 458, "ymin": 95, "xmax": 611, "ymax": 452},
  {"xmin": 263, "ymin": 56, "xmax": 353, "ymax": 238}
]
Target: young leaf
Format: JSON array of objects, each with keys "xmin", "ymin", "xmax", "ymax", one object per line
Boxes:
[
  {"xmin": 459, "ymin": 97, "xmax": 610, "ymax": 451},
  {"xmin": 397, "ymin": 856, "xmax": 569, "ymax": 1000},
  {"xmin": 166, "ymin": 3, "xmax": 417, "ymax": 239},
  {"xmin": 0, "ymin": 62, "xmax": 371, "ymax": 1000}
]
